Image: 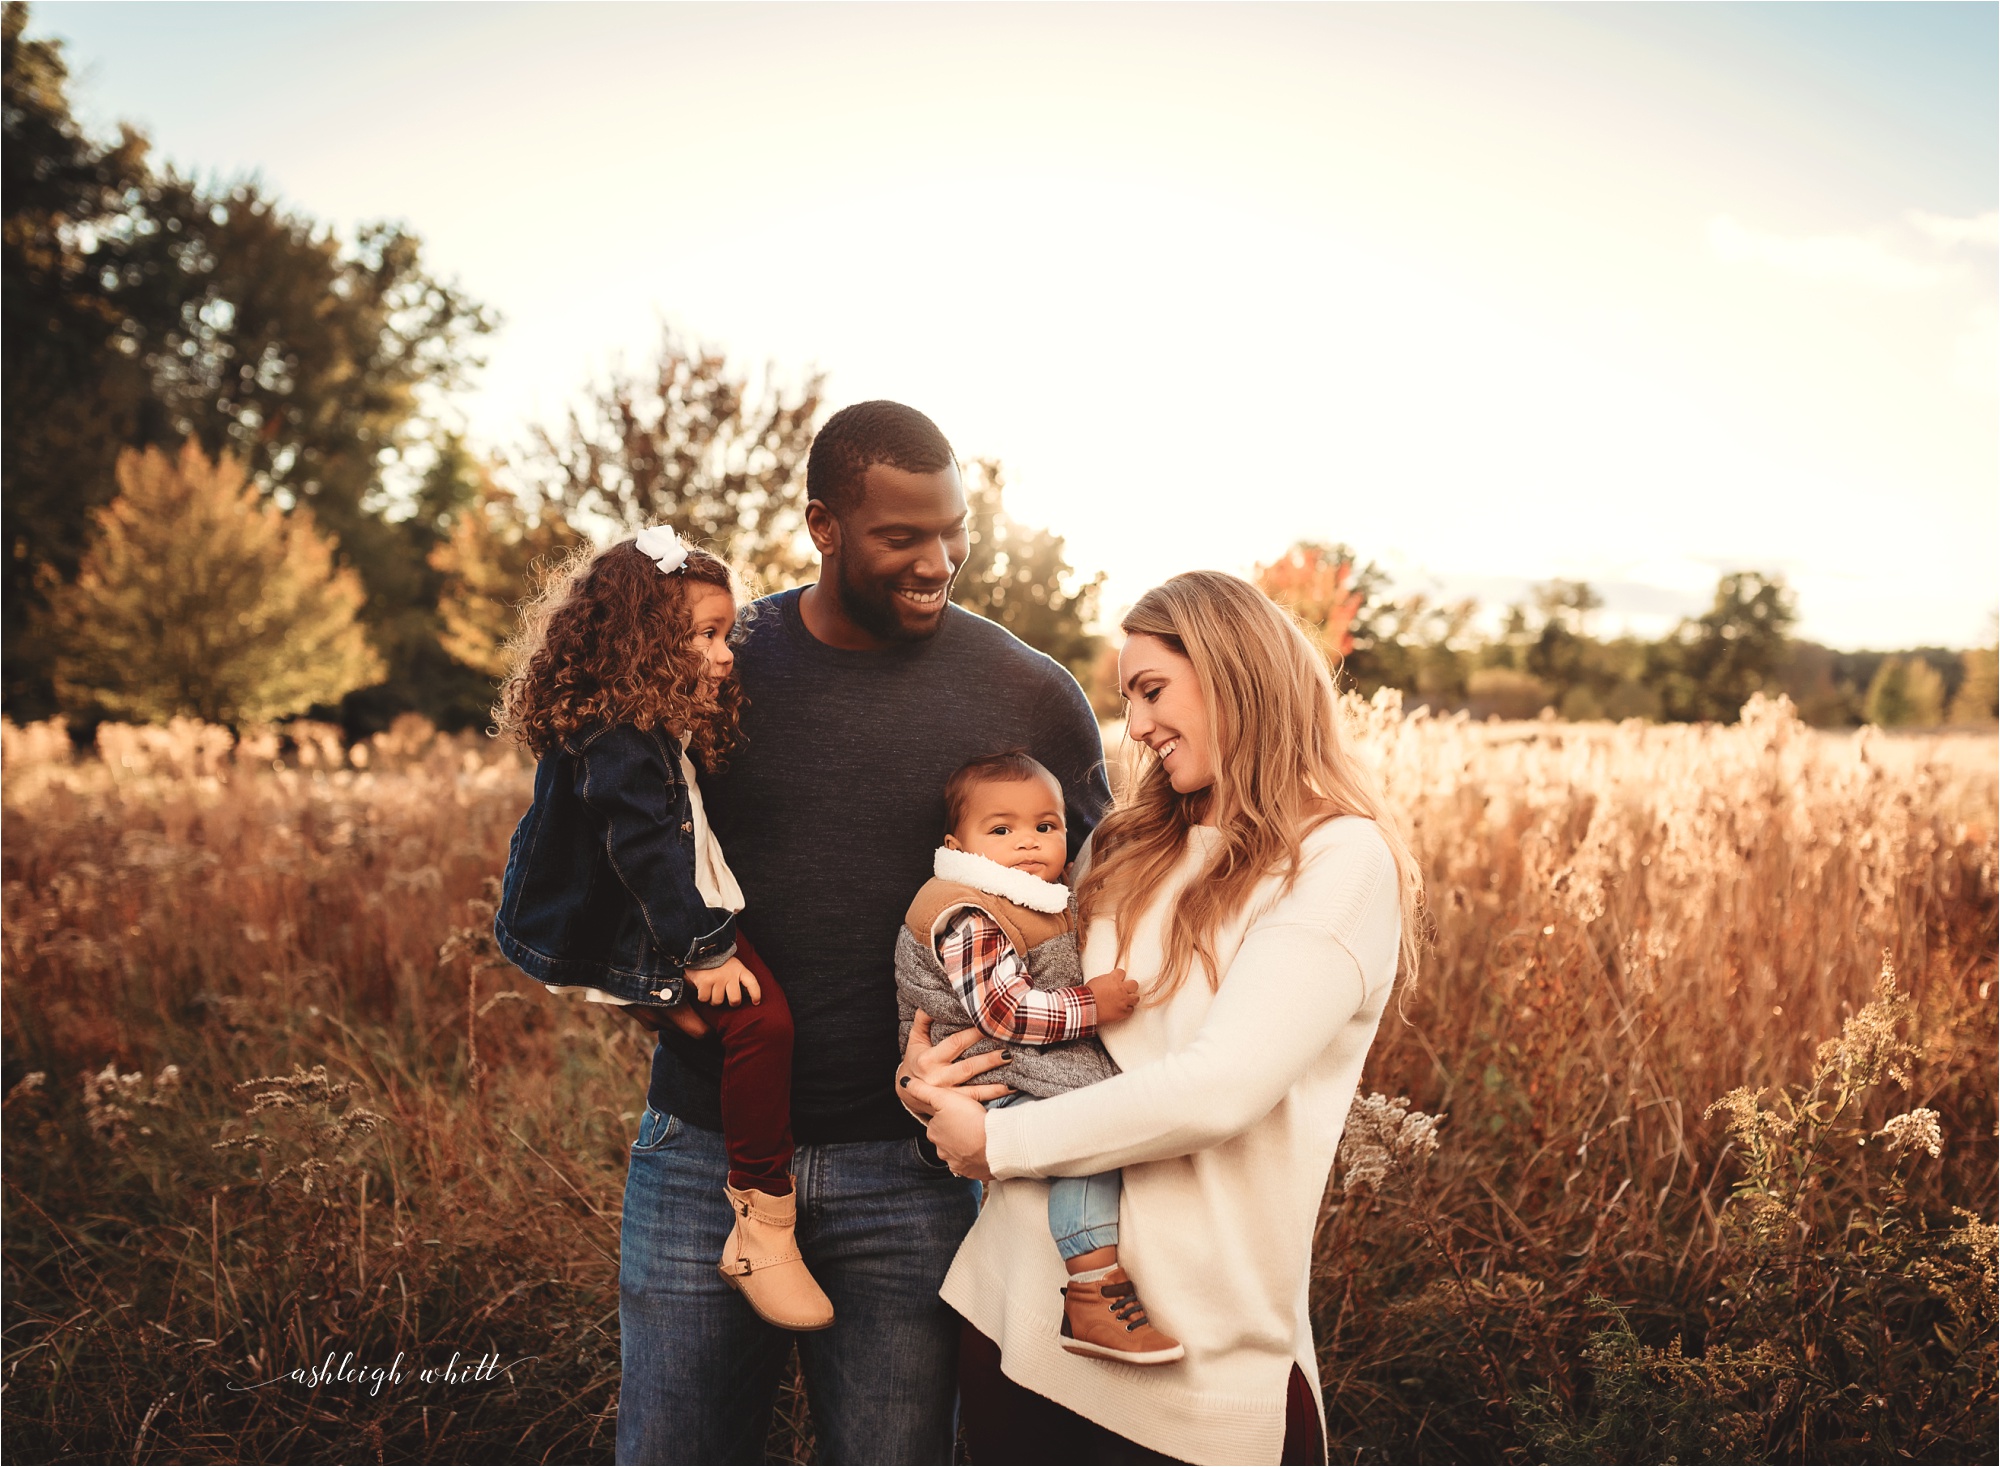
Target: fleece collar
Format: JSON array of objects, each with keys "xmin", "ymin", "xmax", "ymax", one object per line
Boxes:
[{"xmin": 932, "ymin": 845, "xmax": 1070, "ymax": 913}]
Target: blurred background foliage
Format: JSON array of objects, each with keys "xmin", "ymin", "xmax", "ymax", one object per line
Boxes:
[{"xmin": 5, "ymin": 2, "xmax": 1994, "ymax": 745}]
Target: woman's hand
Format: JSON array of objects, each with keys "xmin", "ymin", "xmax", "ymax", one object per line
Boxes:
[
  {"xmin": 905, "ymin": 1079, "xmax": 994, "ymax": 1181},
  {"xmin": 895, "ymin": 1011, "xmax": 1013, "ymax": 1120}
]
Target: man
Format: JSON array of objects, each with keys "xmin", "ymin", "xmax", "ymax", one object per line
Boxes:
[{"xmin": 615, "ymin": 401, "xmax": 1112, "ymax": 1464}]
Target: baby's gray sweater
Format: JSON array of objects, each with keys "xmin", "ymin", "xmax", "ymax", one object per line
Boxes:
[{"xmin": 895, "ymin": 916, "xmax": 1120, "ymax": 1100}]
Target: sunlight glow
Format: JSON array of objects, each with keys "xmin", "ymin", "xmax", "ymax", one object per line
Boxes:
[{"xmin": 42, "ymin": 1, "xmax": 1999, "ymax": 648}]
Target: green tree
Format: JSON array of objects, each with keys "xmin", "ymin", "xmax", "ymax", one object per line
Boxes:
[
  {"xmin": 951, "ymin": 458, "xmax": 1105, "ymax": 682},
  {"xmin": 1776, "ymin": 641, "xmax": 1860, "ymax": 727},
  {"xmin": 1946, "ymin": 645, "xmax": 1997, "ymax": 727},
  {"xmin": 1488, "ymin": 581, "xmax": 1658, "ymax": 721},
  {"xmin": 2, "ymin": 4, "xmax": 493, "ymax": 717},
  {"xmin": 340, "ymin": 436, "xmax": 519, "ymax": 732},
  {"xmin": 431, "ymin": 472, "xmax": 586, "ymax": 679},
  {"xmin": 1519, "ymin": 579, "xmax": 1602, "ymax": 697},
  {"xmin": 1946, "ymin": 617, "xmax": 1997, "ymax": 728},
  {"xmin": 42, "ymin": 442, "xmax": 381, "ymax": 725},
  {"xmin": 1865, "ymin": 656, "xmax": 1947, "ymax": 729},
  {"xmin": 1373, "ymin": 593, "xmax": 1482, "ymax": 707},
  {"xmin": 523, "ymin": 329, "xmax": 822, "ymax": 585},
  {"xmin": 1466, "ymin": 666, "xmax": 1555, "ymax": 719},
  {"xmin": 3, "ymin": 2, "xmax": 154, "ymax": 714},
  {"xmin": 1651, "ymin": 571, "xmax": 1797, "ymax": 723}
]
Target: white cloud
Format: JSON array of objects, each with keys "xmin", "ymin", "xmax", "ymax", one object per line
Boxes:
[
  {"xmin": 1908, "ymin": 209, "xmax": 2000, "ymax": 250},
  {"xmin": 1706, "ymin": 215, "xmax": 1942, "ymax": 290}
]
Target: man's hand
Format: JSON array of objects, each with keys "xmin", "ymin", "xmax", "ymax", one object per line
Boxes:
[
  {"xmin": 1084, "ymin": 968, "xmax": 1139, "ymax": 1025},
  {"xmin": 624, "ymin": 1003, "xmax": 708, "ymax": 1038},
  {"xmin": 688, "ymin": 956, "xmax": 762, "ymax": 1008}
]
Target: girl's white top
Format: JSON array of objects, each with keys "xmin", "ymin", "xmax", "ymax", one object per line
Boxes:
[
  {"xmin": 544, "ymin": 733, "xmax": 744, "ymax": 1006},
  {"xmin": 677, "ymin": 732, "xmax": 745, "ymax": 915},
  {"xmin": 941, "ymin": 816, "xmax": 1401, "ymax": 1466}
]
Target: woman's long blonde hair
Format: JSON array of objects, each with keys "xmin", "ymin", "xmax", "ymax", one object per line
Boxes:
[{"xmin": 1076, "ymin": 570, "xmax": 1424, "ymax": 998}]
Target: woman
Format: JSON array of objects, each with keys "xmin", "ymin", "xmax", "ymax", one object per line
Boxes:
[{"xmin": 901, "ymin": 570, "xmax": 1422, "ymax": 1465}]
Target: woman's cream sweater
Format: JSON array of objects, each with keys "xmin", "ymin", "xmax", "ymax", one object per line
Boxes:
[{"xmin": 940, "ymin": 816, "xmax": 1401, "ymax": 1466}]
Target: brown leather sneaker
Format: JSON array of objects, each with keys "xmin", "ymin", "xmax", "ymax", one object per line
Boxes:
[{"xmin": 1059, "ymin": 1266, "xmax": 1185, "ymax": 1364}]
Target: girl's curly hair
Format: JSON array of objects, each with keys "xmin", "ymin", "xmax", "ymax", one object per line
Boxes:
[{"xmin": 495, "ymin": 540, "xmax": 743, "ymax": 767}]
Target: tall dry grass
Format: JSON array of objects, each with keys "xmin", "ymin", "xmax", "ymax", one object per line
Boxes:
[
  {"xmin": 2, "ymin": 700, "xmax": 1993, "ymax": 1464},
  {"xmin": 1300, "ymin": 695, "xmax": 1997, "ymax": 1463}
]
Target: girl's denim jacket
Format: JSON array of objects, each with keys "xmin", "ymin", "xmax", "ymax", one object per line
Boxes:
[{"xmin": 493, "ymin": 723, "xmax": 736, "ymax": 1006}]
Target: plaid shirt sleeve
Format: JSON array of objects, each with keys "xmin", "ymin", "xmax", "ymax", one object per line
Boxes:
[{"xmin": 937, "ymin": 907, "xmax": 1098, "ymax": 1046}]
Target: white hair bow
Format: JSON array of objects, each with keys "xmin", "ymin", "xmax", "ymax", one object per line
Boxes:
[{"xmin": 634, "ymin": 524, "xmax": 690, "ymax": 575}]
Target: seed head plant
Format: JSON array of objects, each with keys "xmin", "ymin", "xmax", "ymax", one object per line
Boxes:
[{"xmin": 3, "ymin": 698, "xmax": 1992, "ymax": 1464}]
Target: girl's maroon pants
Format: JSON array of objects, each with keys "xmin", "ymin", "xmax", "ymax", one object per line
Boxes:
[
  {"xmin": 693, "ymin": 933, "xmax": 796, "ymax": 1196},
  {"xmin": 957, "ymin": 1318, "xmax": 1324, "ymax": 1464}
]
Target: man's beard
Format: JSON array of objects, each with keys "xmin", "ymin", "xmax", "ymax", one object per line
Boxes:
[{"xmin": 835, "ymin": 560, "xmax": 951, "ymax": 644}]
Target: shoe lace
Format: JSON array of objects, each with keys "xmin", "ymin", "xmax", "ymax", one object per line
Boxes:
[{"xmin": 1101, "ymin": 1280, "xmax": 1153, "ymax": 1332}]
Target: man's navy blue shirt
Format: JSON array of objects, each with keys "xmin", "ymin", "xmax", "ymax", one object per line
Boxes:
[{"xmin": 647, "ymin": 588, "xmax": 1112, "ymax": 1143}]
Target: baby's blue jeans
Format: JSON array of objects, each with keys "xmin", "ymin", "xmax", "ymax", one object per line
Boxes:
[{"xmin": 990, "ymin": 1093, "xmax": 1121, "ymax": 1260}]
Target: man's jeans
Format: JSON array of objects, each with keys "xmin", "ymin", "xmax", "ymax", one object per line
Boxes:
[{"xmin": 617, "ymin": 1108, "xmax": 980, "ymax": 1465}]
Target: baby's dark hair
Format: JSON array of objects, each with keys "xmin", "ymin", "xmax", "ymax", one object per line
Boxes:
[{"xmin": 943, "ymin": 750, "xmax": 1062, "ymax": 833}]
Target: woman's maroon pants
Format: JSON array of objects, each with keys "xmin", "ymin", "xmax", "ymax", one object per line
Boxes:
[
  {"xmin": 957, "ymin": 1319, "xmax": 1324, "ymax": 1464},
  {"xmin": 695, "ymin": 934, "xmax": 795, "ymax": 1196}
]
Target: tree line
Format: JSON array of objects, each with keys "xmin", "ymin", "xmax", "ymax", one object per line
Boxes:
[
  {"xmin": 1253, "ymin": 543, "xmax": 1997, "ymax": 730},
  {"xmin": 4, "ymin": 5, "xmax": 1103, "ymax": 735},
  {"xmin": 6, "ymin": 5, "xmax": 1990, "ymax": 737}
]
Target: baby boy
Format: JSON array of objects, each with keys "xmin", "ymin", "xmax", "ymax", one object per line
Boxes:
[{"xmin": 896, "ymin": 750, "xmax": 1182, "ymax": 1364}]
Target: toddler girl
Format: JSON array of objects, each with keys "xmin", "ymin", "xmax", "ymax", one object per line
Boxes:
[
  {"xmin": 897, "ymin": 751, "xmax": 1183, "ymax": 1364},
  {"xmin": 493, "ymin": 526, "xmax": 832, "ymax": 1332}
]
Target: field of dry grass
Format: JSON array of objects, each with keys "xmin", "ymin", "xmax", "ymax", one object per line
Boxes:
[{"xmin": 3, "ymin": 700, "xmax": 1994, "ymax": 1464}]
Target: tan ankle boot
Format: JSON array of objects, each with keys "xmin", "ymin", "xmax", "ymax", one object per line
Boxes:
[
  {"xmin": 718, "ymin": 1184, "xmax": 834, "ymax": 1331},
  {"xmin": 1060, "ymin": 1266, "xmax": 1184, "ymax": 1364}
]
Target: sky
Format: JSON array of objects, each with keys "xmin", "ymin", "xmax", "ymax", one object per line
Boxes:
[{"xmin": 38, "ymin": 2, "xmax": 2000, "ymax": 649}]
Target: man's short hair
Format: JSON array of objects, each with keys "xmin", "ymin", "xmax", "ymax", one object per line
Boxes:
[
  {"xmin": 944, "ymin": 750, "xmax": 1061, "ymax": 833},
  {"xmin": 807, "ymin": 401, "xmax": 956, "ymax": 516}
]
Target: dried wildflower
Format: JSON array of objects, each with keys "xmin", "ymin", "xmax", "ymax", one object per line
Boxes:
[
  {"xmin": 1814, "ymin": 953, "xmax": 1918, "ymax": 1093},
  {"xmin": 1913, "ymin": 1208, "xmax": 2000, "ymax": 1333},
  {"xmin": 233, "ymin": 1063, "xmax": 358, "ymax": 1114},
  {"xmin": 1338, "ymin": 1092, "xmax": 1443, "ymax": 1195},
  {"xmin": 1703, "ymin": 1086, "xmax": 1795, "ymax": 1153},
  {"xmin": 214, "ymin": 1064, "xmax": 384, "ymax": 1197},
  {"xmin": 1875, "ymin": 1108, "xmax": 1943, "ymax": 1159},
  {"xmin": 80, "ymin": 1061, "xmax": 182, "ymax": 1145}
]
